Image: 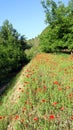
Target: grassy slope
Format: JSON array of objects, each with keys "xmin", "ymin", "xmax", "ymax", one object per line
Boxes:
[{"xmin": 0, "ymin": 53, "xmax": 73, "ymax": 130}]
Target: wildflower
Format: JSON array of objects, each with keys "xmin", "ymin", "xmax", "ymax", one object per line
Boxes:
[
  {"xmin": 60, "ymin": 107, "xmax": 64, "ymax": 111},
  {"xmin": 53, "ymin": 81, "xmax": 60, "ymax": 86},
  {"xmin": 49, "ymin": 115, "xmax": 55, "ymax": 120},
  {"xmin": 0, "ymin": 116, "xmax": 3, "ymax": 119},
  {"xmin": 37, "ymin": 87, "xmax": 42, "ymax": 92},
  {"xmin": 58, "ymin": 87, "xmax": 62, "ymax": 90},
  {"xmin": 69, "ymin": 93, "xmax": 73, "ymax": 98},
  {"xmin": 15, "ymin": 115, "xmax": 19, "ymax": 120},
  {"xmin": 52, "ymin": 102, "xmax": 58, "ymax": 106},
  {"xmin": 71, "ymin": 116, "xmax": 73, "ymax": 120},
  {"xmin": 43, "ymin": 85, "xmax": 47, "ymax": 90},
  {"xmin": 33, "ymin": 117, "xmax": 38, "ymax": 121},
  {"xmin": 42, "ymin": 99, "xmax": 46, "ymax": 102}
]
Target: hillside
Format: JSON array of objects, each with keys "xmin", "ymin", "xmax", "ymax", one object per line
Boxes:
[
  {"xmin": 27, "ymin": 36, "xmax": 40, "ymax": 47},
  {"xmin": 0, "ymin": 53, "xmax": 73, "ymax": 130},
  {"xmin": 25, "ymin": 36, "xmax": 41, "ymax": 60}
]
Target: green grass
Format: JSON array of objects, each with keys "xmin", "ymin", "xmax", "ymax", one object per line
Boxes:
[{"xmin": 0, "ymin": 53, "xmax": 73, "ymax": 130}]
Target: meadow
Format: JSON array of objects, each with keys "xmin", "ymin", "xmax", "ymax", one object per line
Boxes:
[{"xmin": 0, "ymin": 53, "xmax": 73, "ymax": 130}]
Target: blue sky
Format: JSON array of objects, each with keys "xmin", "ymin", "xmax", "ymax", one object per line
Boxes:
[{"xmin": 0, "ymin": 0, "xmax": 69, "ymax": 39}]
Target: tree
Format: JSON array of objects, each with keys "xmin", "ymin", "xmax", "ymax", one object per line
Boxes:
[
  {"xmin": 39, "ymin": 0, "xmax": 73, "ymax": 53},
  {"xmin": 0, "ymin": 20, "xmax": 28, "ymax": 85},
  {"xmin": 41, "ymin": 0, "xmax": 57, "ymax": 24},
  {"xmin": 41, "ymin": 0, "xmax": 70, "ymax": 25}
]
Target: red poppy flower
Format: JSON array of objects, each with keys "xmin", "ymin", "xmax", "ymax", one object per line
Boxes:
[
  {"xmin": 33, "ymin": 117, "xmax": 38, "ymax": 121},
  {"xmin": 49, "ymin": 115, "xmax": 55, "ymax": 120},
  {"xmin": 15, "ymin": 115, "xmax": 19, "ymax": 120},
  {"xmin": 42, "ymin": 99, "xmax": 46, "ymax": 102},
  {"xmin": 53, "ymin": 81, "xmax": 60, "ymax": 86},
  {"xmin": 0, "ymin": 116, "xmax": 3, "ymax": 119},
  {"xmin": 52, "ymin": 102, "xmax": 58, "ymax": 106},
  {"xmin": 58, "ymin": 87, "xmax": 62, "ymax": 90},
  {"xmin": 71, "ymin": 116, "xmax": 73, "ymax": 120},
  {"xmin": 60, "ymin": 107, "xmax": 64, "ymax": 111},
  {"xmin": 43, "ymin": 85, "xmax": 47, "ymax": 90},
  {"xmin": 69, "ymin": 93, "xmax": 73, "ymax": 98}
]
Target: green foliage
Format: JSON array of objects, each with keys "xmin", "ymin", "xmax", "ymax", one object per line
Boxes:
[
  {"xmin": 27, "ymin": 36, "xmax": 40, "ymax": 48},
  {"xmin": 26, "ymin": 36, "xmax": 40, "ymax": 60},
  {"xmin": 41, "ymin": 0, "xmax": 57, "ymax": 24},
  {"xmin": 25, "ymin": 46, "xmax": 41, "ymax": 60},
  {"xmin": 40, "ymin": 0, "xmax": 73, "ymax": 53},
  {"xmin": 0, "ymin": 20, "xmax": 28, "ymax": 85}
]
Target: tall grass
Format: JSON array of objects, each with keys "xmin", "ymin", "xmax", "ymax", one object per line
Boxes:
[{"xmin": 0, "ymin": 53, "xmax": 73, "ymax": 130}]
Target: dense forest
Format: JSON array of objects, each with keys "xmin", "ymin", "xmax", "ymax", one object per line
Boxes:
[{"xmin": 0, "ymin": 20, "xmax": 29, "ymax": 86}]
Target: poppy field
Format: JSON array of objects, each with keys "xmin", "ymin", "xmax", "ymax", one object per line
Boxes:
[{"xmin": 0, "ymin": 53, "xmax": 73, "ymax": 130}]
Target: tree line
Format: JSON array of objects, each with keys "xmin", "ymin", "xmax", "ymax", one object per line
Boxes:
[
  {"xmin": 0, "ymin": 20, "xmax": 29, "ymax": 86},
  {"xmin": 39, "ymin": 0, "xmax": 73, "ymax": 53}
]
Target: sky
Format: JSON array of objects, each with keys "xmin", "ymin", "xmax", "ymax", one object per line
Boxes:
[{"xmin": 0, "ymin": 0, "xmax": 69, "ymax": 39}]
